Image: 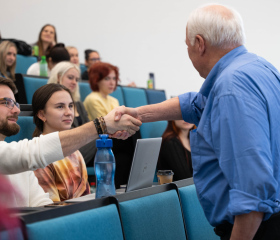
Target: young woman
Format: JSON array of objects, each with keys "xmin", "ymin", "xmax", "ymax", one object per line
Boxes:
[
  {"xmin": 157, "ymin": 120, "xmax": 196, "ymax": 181},
  {"xmin": 83, "ymin": 62, "xmax": 119, "ymax": 120},
  {"xmin": 33, "ymin": 84, "xmax": 90, "ymax": 202},
  {"xmin": 81, "ymin": 49, "xmax": 100, "ymax": 80},
  {"xmin": 0, "ymin": 41, "xmax": 17, "ymax": 81},
  {"xmin": 34, "ymin": 24, "xmax": 57, "ymax": 57},
  {"xmin": 66, "ymin": 46, "xmax": 80, "ymax": 66}
]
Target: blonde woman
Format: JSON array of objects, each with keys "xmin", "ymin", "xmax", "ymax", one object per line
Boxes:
[{"xmin": 0, "ymin": 41, "xmax": 17, "ymax": 81}]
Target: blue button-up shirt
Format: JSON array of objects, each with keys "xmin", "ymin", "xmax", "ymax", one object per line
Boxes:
[{"xmin": 179, "ymin": 45, "xmax": 280, "ymax": 226}]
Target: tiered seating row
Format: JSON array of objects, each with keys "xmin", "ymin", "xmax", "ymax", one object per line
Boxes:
[{"xmin": 18, "ymin": 178, "xmax": 218, "ymax": 240}]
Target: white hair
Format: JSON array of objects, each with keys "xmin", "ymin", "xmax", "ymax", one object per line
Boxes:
[
  {"xmin": 48, "ymin": 61, "xmax": 81, "ymax": 101},
  {"xmin": 187, "ymin": 4, "xmax": 246, "ymax": 49}
]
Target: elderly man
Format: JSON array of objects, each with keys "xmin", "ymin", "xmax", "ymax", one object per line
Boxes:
[
  {"xmin": 115, "ymin": 4, "xmax": 280, "ymax": 240},
  {"xmin": 0, "ymin": 77, "xmax": 141, "ymax": 206}
]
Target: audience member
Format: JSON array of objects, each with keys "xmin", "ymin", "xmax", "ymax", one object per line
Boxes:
[
  {"xmin": 66, "ymin": 46, "xmax": 80, "ymax": 66},
  {"xmin": 48, "ymin": 61, "xmax": 96, "ymax": 164},
  {"xmin": 27, "ymin": 43, "xmax": 70, "ymax": 76},
  {"xmin": 33, "ymin": 84, "xmax": 90, "ymax": 201},
  {"xmin": 34, "ymin": 24, "xmax": 57, "ymax": 57},
  {"xmin": 0, "ymin": 41, "xmax": 17, "ymax": 81},
  {"xmin": 157, "ymin": 120, "xmax": 195, "ymax": 181},
  {"xmin": 82, "ymin": 49, "xmax": 100, "ymax": 80},
  {"xmin": 84, "ymin": 62, "xmax": 119, "ymax": 120}
]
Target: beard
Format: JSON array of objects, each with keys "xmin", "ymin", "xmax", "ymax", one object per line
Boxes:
[{"xmin": 0, "ymin": 116, "xmax": 20, "ymax": 137}]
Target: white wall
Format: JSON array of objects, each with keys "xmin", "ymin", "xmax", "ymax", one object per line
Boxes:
[{"xmin": 1, "ymin": 0, "xmax": 280, "ymax": 98}]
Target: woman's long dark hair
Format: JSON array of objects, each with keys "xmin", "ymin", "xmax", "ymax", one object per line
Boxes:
[{"xmin": 32, "ymin": 83, "xmax": 74, "ymax": 137}]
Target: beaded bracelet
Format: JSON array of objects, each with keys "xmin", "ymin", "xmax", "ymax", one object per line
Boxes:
[
  {"xmin": 93, "ymin": 118, "xmax": 103, "ymax": 134},
  {"xmin": 99, "ymin": 116, "xmax": 108, "ymax": 134}
]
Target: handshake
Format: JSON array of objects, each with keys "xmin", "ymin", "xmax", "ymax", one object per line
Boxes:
[{"xmin": 104, "ymin": 106, "xmax": 142, "ymax": 140}]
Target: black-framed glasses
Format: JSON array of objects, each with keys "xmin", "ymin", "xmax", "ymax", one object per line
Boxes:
[
  {"xmin": 0, "ymin": 98, "xmax": 20, "ymax": 110},
  {"xmin": 89, "ymin": 58, "xmax": 101, "ymax": 62}
]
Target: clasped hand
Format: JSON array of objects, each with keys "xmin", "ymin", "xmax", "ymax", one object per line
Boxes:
[{"xmin": 104, "ymin": 106, "xmax": 141, "ymax": 139}]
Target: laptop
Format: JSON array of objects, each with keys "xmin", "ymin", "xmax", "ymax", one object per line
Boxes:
[{"xmin": 65, "ymin": 137, "xmax": 162, "ymax": 203}]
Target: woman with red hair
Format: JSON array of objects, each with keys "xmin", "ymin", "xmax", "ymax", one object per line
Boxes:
[
  {"xmin": 83, "ymin": 62, "xmax": 119, "ymax": 120},
  {"xmin": 157, "ymin": 120, "xmax": 196, "ymax": 181}
]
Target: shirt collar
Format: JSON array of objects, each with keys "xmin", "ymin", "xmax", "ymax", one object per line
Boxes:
[{"xmin": 199, "ymin": 45, "xmax": 248, "ymax": 98}]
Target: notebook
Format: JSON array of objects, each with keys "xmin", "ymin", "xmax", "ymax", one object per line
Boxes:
[{"xmin": 65, "ymin": 137, "xmax": 162, "ymax": 203}]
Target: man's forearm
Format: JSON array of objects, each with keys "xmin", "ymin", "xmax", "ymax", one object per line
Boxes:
[
  {"xmin": 136, "ymin": 97, "xmax": 183, "ymax": 123},
  {"xmin": 59, "ymin": 121, "xmax": 97, "ymax": 157},
  {"xmin": 230, "ymin": 211, "xmax": 263, "ymax": 240}
]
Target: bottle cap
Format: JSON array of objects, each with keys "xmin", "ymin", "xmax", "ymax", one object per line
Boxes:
[
  {"xmin": 41, "ymin": 56, "xmax": 46, "ymax": 60},
  {"xmin": 96, "ymin": 134, "xmax": 113, "ymax": 148}
]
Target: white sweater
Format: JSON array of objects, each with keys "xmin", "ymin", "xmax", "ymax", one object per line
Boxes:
[
  {"xmin": 1, "ymin": 132, "xmax": 64, "ymax": 207},
  {"xmin": 6, "ymin": 172, "xmax": 52, "ymax": 207}
]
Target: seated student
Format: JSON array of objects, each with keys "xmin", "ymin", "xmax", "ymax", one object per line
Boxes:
[
  {"xmin": 33, "ymin": 84, "xmax": 90, "ymax": 202},
  {"xmin": 81, "ymin": 49, "xmax": 100, "ymax": 80},
  {"xmin": 157, "ymin": 120, "xmax": 196, "ymax": 181},
  {"xmin": 48, "ymin": 61, "xmax": 96, "ymax": 164},
  {"xmin": 0, "ymin": 77, "xmax": 141, "ymax": 207},
  {"xmin": 66, "ymin": 46, "xmax": 79, "ymax": 67},
  {"xmin": 33, "ymin": 24, "xmax": 57, "ymax": 57},
  {"xmin": 0, "ymin": 41, "xmax": 17, "ymax": 81},
  {"xmin": 84, "ymin": 62, "xmax": 140, "ymax": 187},
  {"xmin": 27, "ymin": 43, "xmax": 70, "ymax": 76}
]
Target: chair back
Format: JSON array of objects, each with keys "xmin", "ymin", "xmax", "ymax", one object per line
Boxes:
[
  {"xmin": 26, "ymin": 204, "xmax": 124, "ymax": 240},
  {"xmin": 5, "ymin": 116, "xmax": 35, "ymax": 143},
  {"xmin": 178, "ymin": 184, "xmax": 219, "ymax": 240},
  {"xmin": 119, "ymin": 189, "xmax": 186, "ymax": 240},
  {"xmin": 80, "ymin": 64, "xmax": 87, "ymax": 77},
  {"xmin": 15, "ymin": 54, "xmax": 37, "ymax": 74},
  {"xmin": 145, "ymin": 89, "xmax": 166, "ymax": 104},
  {"xmin": 23, "ymin": 76, "xmax": 47, "ymax": 104},
  {"xmin": 79, "ymin": 81, "xmax": 92, "ymax": 102},
  {"xmin": 110, "ymin": 86, "xmax": 125, "ymax": 106}
]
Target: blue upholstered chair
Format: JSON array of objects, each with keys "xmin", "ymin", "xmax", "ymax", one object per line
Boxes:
[
  {"xmin": 140, "ymin": 121, "xmax": 167, "ymax": 139},
  {"xmin": 23, "ymin": 76, "xmax": 48, "ymax": 104},
  {"xmin": 119, "ymin": 189, "xmax": 186, "ymax": 240},
  {"xmin": 5, "ymin": 116, "xmax": 35, "ymax": 143},
  {"xmin": 110, "ymin": 86, "xmax": 125, "ymax": 106},
  {"xmin": 15, "ymin": 55, "xmax": 37, "ymax": 74},
  {"xmin": 178, "ymin": 184, "xmax": 219, "ymax": 240},
  {"xmin": 145, "ymin": 89, "xmax": 166, "ymax": 104},
  {"xmin": 122, "ymin": 87, "xmax": 148, "ymax": 107},
  {"xmin": 79, "ymin": 81, "xmax": 92, "ymax": 102},
  {"xmin": 26, "ymin": 204, "xmax": 124, "ymax": 240},
  {"xmin": 80, "ymin": 63, "xmax": 87, "ymax": 77}
]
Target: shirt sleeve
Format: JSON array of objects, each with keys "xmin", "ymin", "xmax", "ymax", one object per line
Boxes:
[
  {"xmin": 211, "ymin": 94, "xmax": 279, "ymax": 219},
  {"xmin": 0, "ymin": 132, "xmax": 64, "ymax": 175},
  {"xmin": 28, "ymin": 171, "xmax": 53, "ymax": 207},
  {"xmin": 179, "ymin": 92, "xmax": 206, "ymax": 126}
]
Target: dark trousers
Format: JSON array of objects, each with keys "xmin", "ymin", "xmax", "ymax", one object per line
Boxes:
[{"xmin": 214, "ymin": 212, "xmax": 280, "ymax": 240}]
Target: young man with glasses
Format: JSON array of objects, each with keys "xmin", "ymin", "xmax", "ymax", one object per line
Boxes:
[{"xmin": 0, "ymin": 77, "xmax": 141, "ymax": 207}]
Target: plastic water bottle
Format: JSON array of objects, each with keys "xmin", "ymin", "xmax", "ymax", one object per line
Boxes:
[
  {"xmin": 94, "ymin": 134, "xmax": 116, "ymax": 198},
  {"xmin": 40, "ymin": 56, "xmax": 48, "ymax": 77},
  {"xmin": 147, "ymin": 72, "xmax": 155, "ymax": 89}
]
